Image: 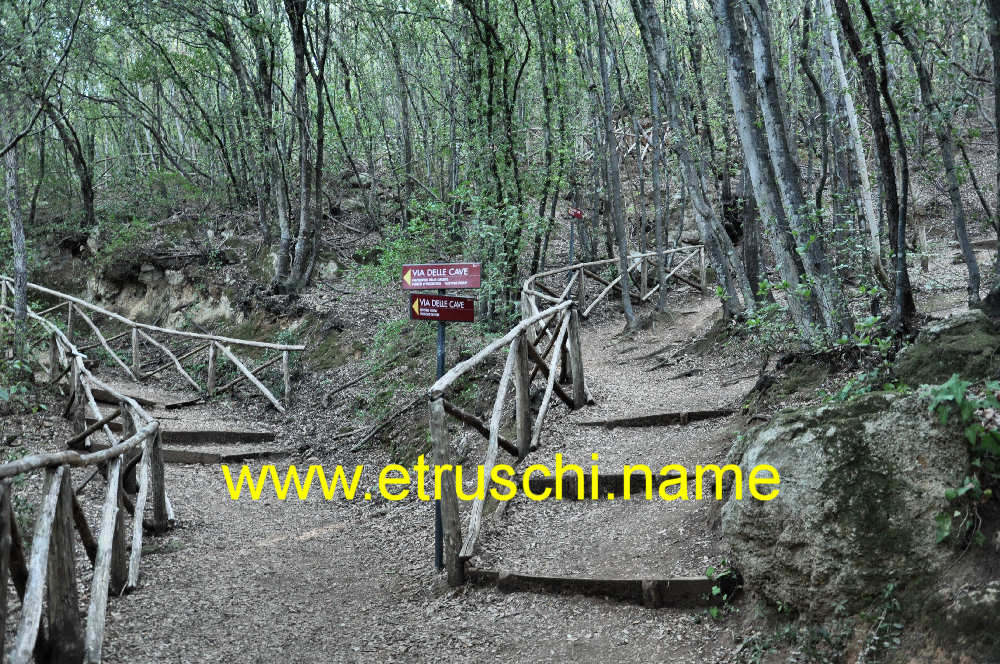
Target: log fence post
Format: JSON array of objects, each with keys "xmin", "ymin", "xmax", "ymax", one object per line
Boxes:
[
  {"xmin": 640, "ymin": 255, "xmax": 648, "ymax": 300},
  {"xmin": 149, "ymin": 430, "xmax": 168, "ymax": 534},
  {"xmin": 698, "ymin": 246, "xmax": 707, "ymax": 294},
  {"xmin": 567, "ymin": 307, "xmax": 586, "ymax": 409},
  {"xmin": 131, "ymin": 327, "xmax": 139, "ymax": 376},
  {"xmin": 207, "ymin": 343, "xmax": 217, "ymax": 396},
  {"xmin": 47, "ymin": 468, "xmax": 85, "ymax": 662},
  {"xmin": 429, "ymin": 396, "xmax": 463, "ymax": 586},
  {"xmin": 49, "ymin": 333, "xmax": 59, "ymax": 382},
  {"xmin": 514, "ymin": 333, "xmax": 532, "ymax": 458},
  {"xmin": 110, "ymin": 464, "xmax": 129, "ymax": 596},
  {"xmin": 520, "ymin": 291, "xmax": 536, "ymax": 346},
  {"xmin": 282, "ymin": 350, "xmax": 291, "ymax": 405}
]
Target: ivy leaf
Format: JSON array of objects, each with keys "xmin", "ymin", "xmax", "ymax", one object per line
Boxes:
[{"xmin": 934, "ymin": 513, "xmax": 952, "ymax": 542}]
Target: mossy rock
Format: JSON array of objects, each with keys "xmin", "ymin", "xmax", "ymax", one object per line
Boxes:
[
  {"xmin": 722, "ymin": 392, "xmax": 968, "ymax": 619},
  {"xmin": 895, "ymin": 310, "xmax": 1000, "ymax": 386}
]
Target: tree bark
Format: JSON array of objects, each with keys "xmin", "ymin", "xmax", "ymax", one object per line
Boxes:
[
  {"xmin": 593, "ymin": 0, "xmax": 636, "ymax": 327},
  {"xmin": 833, "ymin": 0, "xmax": 915, "ymax": 330},
  {"xmin": 988, "ymin": 0, "xmax": 1000, "ymax": 288},
  {"xmin": 714, "ymin": 0, "xmax": 817, "ymax": 336},
  {"xmin": 1, "ymin": 123, "xmax": 27, "ymax": 345},
  {"xmin": 892, "ymin": 18, "xmax": 980, "ymax": 306},
  {"xmin": 630, "ymin": 0, "xmax": 755, "ymax": 318},
  {"xmin": 648, "ymin": 61, "xmax": 669, "ymax": 313},
  {"xmin": 820, "ymin": 0, "xmax": 889, "ymax": 288},
  {"xmin": 744, "ymin": 0, "xmax": 853, "ymax": 336}
]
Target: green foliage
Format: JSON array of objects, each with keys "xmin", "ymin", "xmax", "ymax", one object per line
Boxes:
[
  {"xmin": 703, "ymin": 561, "xmax": 739, "ymax": 620},
  {"xmin": 924, "ymin": 374, "xmax": 1000, "ymax": 543},
  {"xmin": 0, "ymin": 322, "xmax": 45, "ymax": 414},
  {"xmin": 354, "ymin": 209, "xmax": 456, "ymax": 287},
  {"xmin": 90, "ymin": 214, "xmax": 153, "ymax": 272},
  {"xmin": 739, "ymin": 584, "xmax": 902, "ymax": 664},
  {"xmin": 821, "ymin": 368, "xmax": 909, "ymax": 404}
]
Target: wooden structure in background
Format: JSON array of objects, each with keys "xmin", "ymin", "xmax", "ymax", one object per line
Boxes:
[{"xmin": 0, "ymin": 277, "xmax": 304, "ymax": 412}]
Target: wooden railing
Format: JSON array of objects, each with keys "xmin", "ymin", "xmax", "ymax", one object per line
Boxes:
[
  {"xmin": 428, "ymin": 245, "xmax": 704, "ymax": 585},
  {"xmin": 0, "ymin": 277, "xmax": 305, "ymax": 412},
  {"xmin": 0, "ymin": 296, "xmax": 172, "ymax": 663}
]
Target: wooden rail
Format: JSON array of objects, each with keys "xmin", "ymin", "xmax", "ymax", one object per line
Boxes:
[
  {"xmin": 0, "ymin": 276, "xmax": 305, "ymax": 411},
  {"xmin": 1, "ymin": 283, "xmax": 174, "ymax": 663},
  {"xmin": 428, "ymin": 246, "xmax": 704, "ymax": 586}
]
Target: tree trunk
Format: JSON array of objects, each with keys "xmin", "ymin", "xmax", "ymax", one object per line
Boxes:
[
  {"xmin": 630, "ymin": 0, "xmax": 754, "ymax": 317},
  {"xmin": 988, "ymin": 0, "xmax": 1000, "ymax": 289},
  {"xmin": 833, "ymin": 0, "xmax": 915, "ymax": 330},
  {"xmin": 44, "ymin": 105, "xmax": 95, "ymax": 230},
  {"xmin": 648, "ymin": 61, "xmax": 669, "ymax": 313},
  {"xmin": 593, "ymin": 0, "xmax": 636, "ymax": 327},
  {"xmin": 714, "ymin": 0, "xmax": 817, "ymax": 336},
  {"xmin": 1, "ymin": 123, "xmax": 27, "ymax": 346},
  {"xmin": 744, "ymin": 0, "xmax": 853, "ymax": 336},
  {"xmin": 893, "ymin": 20, "xmax": 980, "ymax": 306},
  {"xmin": 820, "ymin": 0, "xmax": 889, "ymax": 288},
  {"xmin": 282, "ymin": 0, "xmax": 312, "ymax": 292}
]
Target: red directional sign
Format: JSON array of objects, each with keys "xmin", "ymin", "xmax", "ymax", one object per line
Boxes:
[
  {"xmin": 409, "ymin": 293, "xmax": 476, "ymax": 322},
  {"xmin": 401, "ymin": 263, "xmax": 481, "ymax": 290}
]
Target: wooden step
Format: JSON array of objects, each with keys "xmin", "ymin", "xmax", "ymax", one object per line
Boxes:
[
  {"xmin": 83, "ymin": 440, "xmax": 291, "ymax": 465},
  {"xmin": 577, "ymin": 408, "xmax": 736, "ymax": 428},
  {"xmin": 161, "ymin": 444, "xmax": 291, "ymax": 465},
  {"xmin": 466, "ymin": 567, "xmax": 740, "ymax": 608},
  {"xmin": 84, "ymin": 417, "xmax": 275, "ymax": 446},
  {"xmin": 91, "ymin": 382, "xmax": 196, "ymax": 409}
]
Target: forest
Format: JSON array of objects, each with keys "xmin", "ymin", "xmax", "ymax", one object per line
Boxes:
[
  {"xmin": 1, "ymin": 0, "xmax": 995, "ymax": 333},
  {"xmin": 2, "ymin": 0, "xmax": 1000, "ymax": 661}
]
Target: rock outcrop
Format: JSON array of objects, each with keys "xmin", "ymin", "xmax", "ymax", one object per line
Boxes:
[
  {"xmin": 895, "ymin": 310, "xmax": 1000, "ymax": 386},
  {"xmin": 722, "ymin": 392, "xmax": 968, "ymax": 618}
]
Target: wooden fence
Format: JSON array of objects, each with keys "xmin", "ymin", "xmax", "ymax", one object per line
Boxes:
[
  {"xmin": 428, "ymin": 245, "xmax": 704, "ymax": 585},
  {"xmin": 0, "ymin": 277, "xmax": 305, "ymax": 412},
  {"xmin": 0, "ymin": 293, "xmax": 172, "ymax": 663}
]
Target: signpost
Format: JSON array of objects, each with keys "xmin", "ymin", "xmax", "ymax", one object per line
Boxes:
[
  {"xmin": 409, "ymin": 293, "xmax": 476, "ymax": 322},
  {"xmin": 402, "ymin": 262, "xmax": 481, "ymax": 572},
  {"xmin": 401, "ymin": 263, "xmax": 481, "ymax": 290}
]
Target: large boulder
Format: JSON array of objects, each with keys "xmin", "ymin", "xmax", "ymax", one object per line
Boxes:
[
  {"xmin": 721, "ymin": 392, "xmax": 968, "ymax": 618},
  {"xmin": 895, "ymin": 310, "xmax": 1000, "ymax": 386}
]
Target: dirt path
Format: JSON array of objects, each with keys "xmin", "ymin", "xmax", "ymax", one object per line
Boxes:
[
  {"xmin": 100, "ymin": 291, "xmax": 749, "ymax": 663},
  {"xmin": 475, "ymin": 292, "xmax": 752, "ymax": 580}
]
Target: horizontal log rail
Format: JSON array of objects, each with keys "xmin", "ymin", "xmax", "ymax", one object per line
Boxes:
[
  {"xmin": 0, "ymin": 279, "xmax": 174, "ymax": 663},
  {"xmin": 0, "ymin": 275, "xmax": 304, "ymax": 411},
  {"xmin": 429, "ymin": 246, "xmax": 704, "ymax": 586},
  {"xmin": 1, "ymin": 276, "xmax": 304, "ymax": 350}
]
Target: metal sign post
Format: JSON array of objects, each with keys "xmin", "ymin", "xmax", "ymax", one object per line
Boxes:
[
  {"xmin": 434, "ymin": 290, "xmax": 445, "ymax": 570},
  {"xmin": 401, "ymin": 262, "xmax": 481, "ymax": 571}
]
